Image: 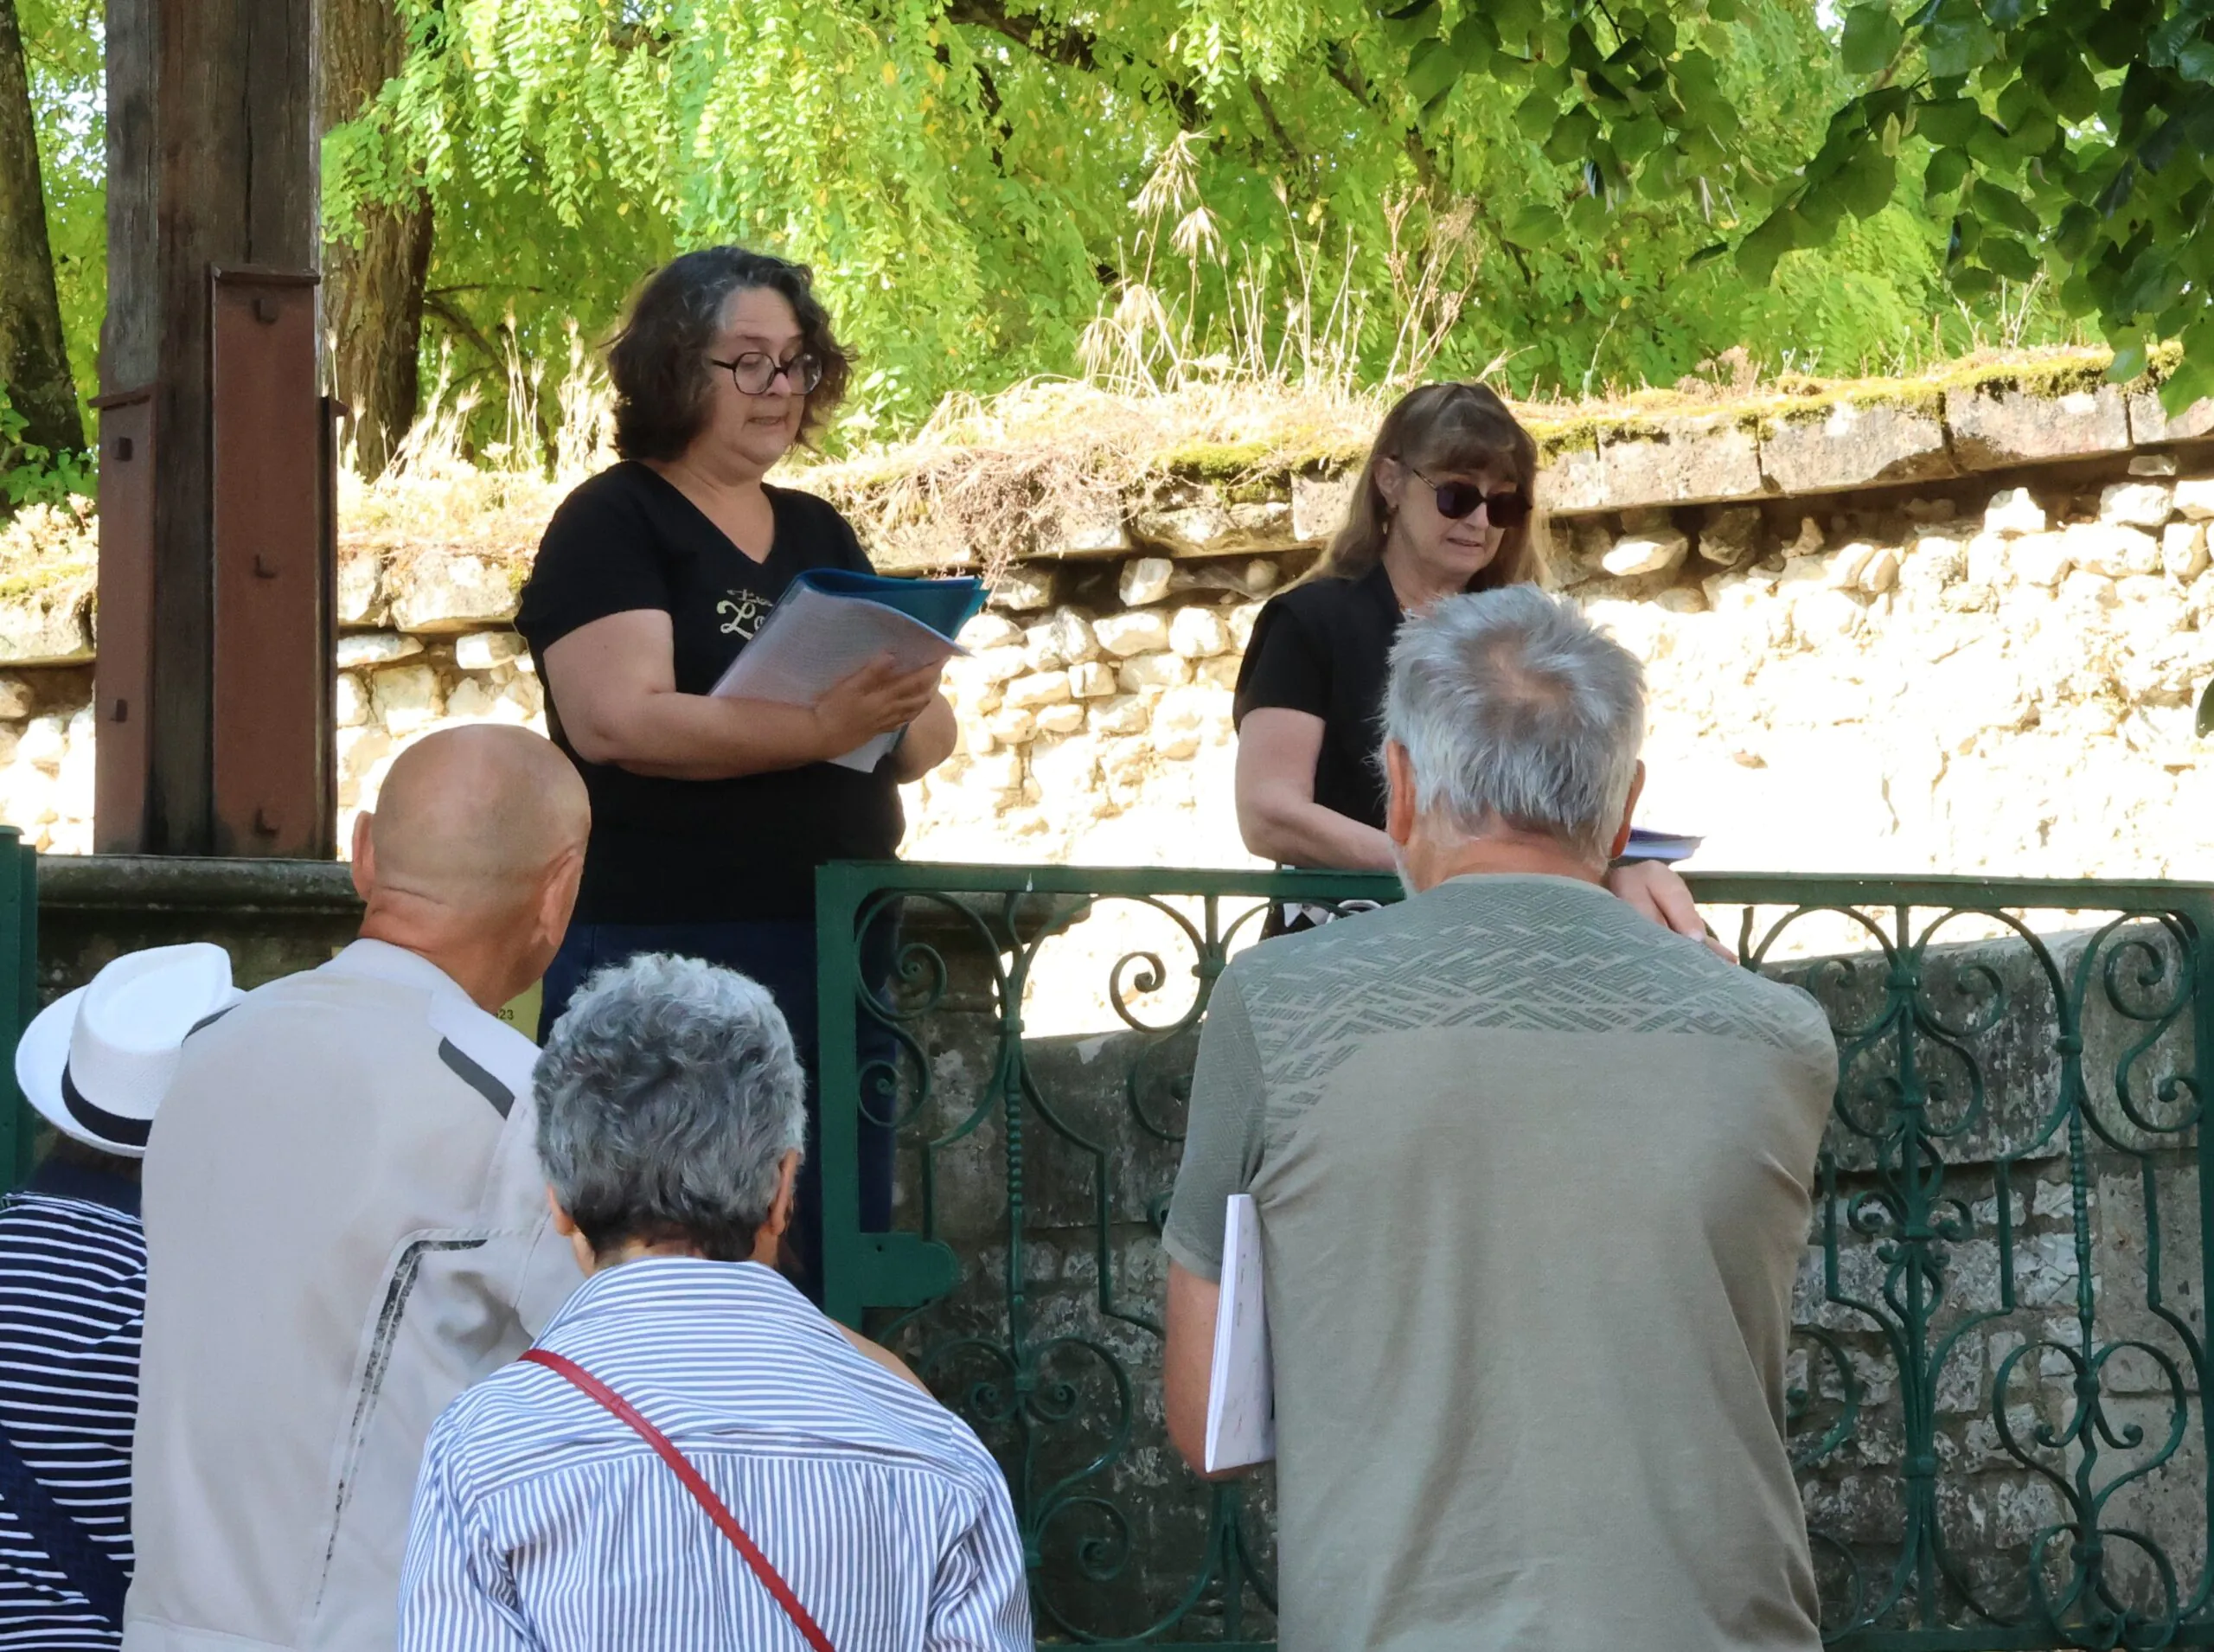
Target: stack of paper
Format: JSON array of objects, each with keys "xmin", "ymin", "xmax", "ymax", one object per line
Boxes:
[
  {"xmin": 1204, "ymin": 1194, "xmax": 1276, "ymax": 1472},
  {"xmin": 711, "ymin": 570, "xmax": 986, "ymax": 772}
]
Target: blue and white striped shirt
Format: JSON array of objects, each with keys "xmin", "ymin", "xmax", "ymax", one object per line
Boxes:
[
  {"xmin": 0, "ymin": 1164, "xmax": 144, "ymax": 1650},
  {"xmin": 399, "ymin": 1257, "xmax": 1032, "ymax": 1651}
]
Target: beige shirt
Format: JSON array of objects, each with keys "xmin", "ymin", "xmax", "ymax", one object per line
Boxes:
[
  {"xmin": 1166, "ymin": 874, "xmax": 1837, "ymax": 1652},
  {"xmin": 125, "ymin": 941, "xmax": 582, "ymax": 1652}
]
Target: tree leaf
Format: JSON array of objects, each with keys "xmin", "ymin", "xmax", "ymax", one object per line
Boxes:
[
  {"xmin": 1979, "ymin": 234, "xmax": 2040, "ymax": 280},
  {"xmin": 1840, "ymin": 4, "xmax": 1904, "ymax": 74},
  {"xmin": 1924, "ymin": 146, "xmax": 1972, "ymax": 197},
  {"xmin": 1838, "ymin": 144, "xmax": 1900, "ymax": 216}
]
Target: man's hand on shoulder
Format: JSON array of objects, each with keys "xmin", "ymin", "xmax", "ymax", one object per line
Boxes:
[{"xmin": 1605, "ymin": 861, "xmax": 1735, "ymax": 961}]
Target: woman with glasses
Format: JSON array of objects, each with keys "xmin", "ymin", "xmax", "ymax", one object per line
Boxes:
[
  {"xmin": 1234, "ymin": 380, "xmax": 1712, "ymax": 940},
  {"xmin": 515, "ymin": 246, "xmax": 956, "ymax": 1297}
]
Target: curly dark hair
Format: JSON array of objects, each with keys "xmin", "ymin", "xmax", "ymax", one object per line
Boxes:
[{"xmin": 605, "ymin": 246, "xmax": 854, "ymax": 461}]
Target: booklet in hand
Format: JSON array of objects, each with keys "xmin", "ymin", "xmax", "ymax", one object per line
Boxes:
[
  {"xmin": 710, "ymin": 570, "xmax": 988, "ymax": 772},
  {"xmin": 1618, "ymin": 827, "xmax": 1703, "ymax": 864},
  {"xmin": 1204, "ymin": 1193, "xmax": 1275, "ymax": 1472}
]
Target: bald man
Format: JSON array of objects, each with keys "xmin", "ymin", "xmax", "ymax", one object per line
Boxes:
[{"xmin": 123, "ymin": 727, "xmax": 592, "ymax": 1652}]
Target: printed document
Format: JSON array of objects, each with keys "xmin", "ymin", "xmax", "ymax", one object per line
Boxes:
[
  {"xmin": 711, "ymin": 571, "xmax": 984, "ymax": 772},
  {"xmin": 1204, "ymin": 1193, "xmax": 1275, "ymax": 1471}
]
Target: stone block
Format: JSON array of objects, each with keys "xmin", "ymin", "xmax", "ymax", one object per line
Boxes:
[
  {"xmin": 336, "ymin": 631, "xmax": 425, "ymax": 669},
  {"xmin": 1198, "ymin": 656, "xmax": 1244, "ymax": 688},
  {"xmin": 371, "ymin": 663, "xmax": 444, "ymax": 733},
  {"xmin": 2011, "ymin": 531, "xmax": 2072, "ymax": 587},
  {"xmin": 1001, "ymin": 670, "xmax": 1072, "ymax": 710},
  {"xmin": 1168, "ymin": 606, "xmax": 1229, "ymax": 658},
  {"xmin": 2130, "ymin": 452, "xmax": 2180, "ymax": 477},
  {"xmin": 958, "ymin": 718, "xmax": 995, "ymax": 758},
  {"xmin": 1703, "ymin": 568, "xmax": 1779, "ymax": 612},
  {"xmin": 1984, "ymin": 488, "xmax": 2047, "ymax": 536},
  {"xmin": 1168, "ymin": 557, "xmax": 1278, "ymax": 599},
  {"xmin": 2175, "ymin": 478, "xmax": 2214, "ymax": 521},
  {"xmin": 387, "ymin": 550, "xmax": 519, "ymax": 632},
  {"xmin": 969, "ymin": 748, "xmax": 1025, "ymax": 793},
  {"xmin": 1117, "ymin": 557, "xmax": 1174, "ymax": 607},
  {"xmin": 1092, "ymin": 611, "xmax": 1171, "ymax": 657},
  {"xmin": 1087, "ymin": 695, "xmax": 1151, "ymax": 736},
  {"xmin": 2061, "ymin": 569, "xmax": 2120, "ymax": 611},
  {"xmin": 1033, "ymin": 702, "xmax": 1085, "ymax": 735},
  {"xmin": 1118, "ymin": 652, "xmax": 1193, "ymax": 692},
  {"xmin": 1068, "ymin": 662, "xmax": 1117, "ymax": 700},
  {"xmin": 454, "ymin": 631, "xmax": 528, "ymax": 672},
  {"xmin": 2101, "ymin": 481, "xmax": 2175, "ymax": 528},
  {"xmin": 971, "ymin": 644, "xmax": 1030, "ymax": 684},
  {"xmin": 336, "ymin": 548, "xmax": 385, "ymax": 626},
  {"xmin": 1227, "ymin": 602, "xmax": 1264, "ymax": 652},
  {"xmin": 0, "ymin": 579, "xmax": 92, "ymax": 666},
  {"xmin": 1857, "ymin": 546, "xmax": 1901, "ymax": 594},
  {"xmin": 2063, "ymin": 521, "xmax": 2161, "ymax": 579},
  {"xmin": 336, "ymin": 672, "xmax": 368, "ymax": 729},
  {"xmin": 1023, "ymin": 609, "xmax": 1096, "ymax": 670},
  {"xmin": 2164, "ymin": 522, "xmax": 2209, "ymax": 582},
  {"xmin": 2115, "ymin": 573, "xmax": 2172, "ymax": 605},
  {"xmin": 1597, "ymin": 414, "xmax": 1763, "ymax": 507},
  {"xmin": 16, "ymin": 714, "xmax": 66, "ymax": 771},
  {"xmin": 1537, "ymin": 436, "xmax": 1609, "ymax": 513},
  {"xmin": 958, "ymin": 613, "xmax": 1023, "ymax": 650},
  {"xmin": 1945, "ymin": 380, "xmax": 2132, "ymax": 468},
  {"xmin": 1757, "ymin": 398, "xmax": 1953, "ymax": 493},
  {"xmin": 1697, "ymin": 505, "xmax": 1762, "ymax": 568},
  {"xmin": 985, "ymin": 708, "xmax": 1036, "ymax": 744},
  {"xmin": 989, "ymin": 564, "xmax": 1056, "ymax": 611},
  {"xmin": 2128, "ymin": 387, "xmax": 2214, "ymax": 444},
  {"xmin": 1292, "ymin": 473, "xmax": 1355, "ymax": 542},
  {"xmin": 1966, "ymin": 533, "xmax": 2010, "ymax": 588},
  {"xmin": 1039, "ymin": 496, "xmax": 1128, "ymax": 556},
  {"xmin": 0, "ymin": 675, "xmax": 32, "ymax": 721},
  {"xmin": 1130, "ymin": 489, "xmax": 1295, "ymax": 557},
  {"xmin": 1602, "ymin": 528, "xmax": 1689, "ymax": 578},
  {"xmin": 1150, "ymin": 685, "xmax": 1227, "ymax": 759},
  {"xmin": 1786, "ymin": 515, "xmax": 1826, "ymax": 556},
  {"xmin": 1028, "ymin": 733, "xmax": 1100, "ymax": 798}
]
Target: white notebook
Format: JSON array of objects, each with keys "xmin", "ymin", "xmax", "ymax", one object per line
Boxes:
[
  {"xmin": 1203, "ymin": 1193, "xmax": 1276, "ymax": 1471},
  {"xmin": 709, "ymin": 582, "xmax": 965, "ymax": 772}
]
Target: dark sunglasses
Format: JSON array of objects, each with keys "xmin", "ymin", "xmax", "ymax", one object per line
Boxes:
[{"xmin": 1410, "ymin": 469, "xmax": 1533, "ymax": 528}]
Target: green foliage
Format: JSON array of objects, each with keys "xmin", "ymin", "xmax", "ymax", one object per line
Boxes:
[
  {"xmin": 16, "ymin": 0, "xmax": 103, "ymax": 421},
  {"xmin": 0, "ymin": 387, "xmax": 95, "ymax": 509}
]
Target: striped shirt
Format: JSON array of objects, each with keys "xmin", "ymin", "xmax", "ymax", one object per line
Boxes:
[
  {"xmin": 400, "ymin": 1257, "xmax": 1033, "ymax": 1651},
  {"xmin": 0, "ymin": 1164, "xmax": 144, "ymax": 1650}
]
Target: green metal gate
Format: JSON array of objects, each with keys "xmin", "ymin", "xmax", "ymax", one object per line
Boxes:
[
  {"xmin": 0, "ymin": 828, "xmax": 37, "ymax": 1187},
  {"xmin": 816, "ymin": 863, "xmax": 2214, "ymax": 1649}
]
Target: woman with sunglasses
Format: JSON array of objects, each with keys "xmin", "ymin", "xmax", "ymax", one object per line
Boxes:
[
  {"xmin": 1235, "ymin": 381, "xmax": 1711, "ymax": 941},
  {"xmin": 514, "ymin": 247, "xmax": 957, "ymax": 1297}
]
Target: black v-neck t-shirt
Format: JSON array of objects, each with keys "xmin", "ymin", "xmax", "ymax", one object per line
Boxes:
[
  {"xmin": 1232, "ymin": 562, "xmax": 1403, "ymax": 834},
  {"xmin": 517, "ymin": 461, "xmax": 902, "ymax": 924}
]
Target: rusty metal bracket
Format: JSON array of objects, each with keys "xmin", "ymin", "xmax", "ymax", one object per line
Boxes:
[{"xmin": 208, "ymin": 267, "xmax": 332, "ymax": 858}]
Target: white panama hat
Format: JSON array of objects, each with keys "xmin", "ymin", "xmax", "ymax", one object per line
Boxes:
[{"xmin": 14, "ymin": 943, "xmax": 242, "ymax": 1158}]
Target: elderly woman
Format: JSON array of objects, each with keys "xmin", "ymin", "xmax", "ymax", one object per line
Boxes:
[
  {"xmin": 399, "ymin": 954, "xmax": 1031, "ymax": 1651},
  {"xmin": 518, "ymin": 246, "xmax": 953, "ymax": 1295}
]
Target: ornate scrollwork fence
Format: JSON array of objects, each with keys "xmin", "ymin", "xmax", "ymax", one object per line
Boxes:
[{"xmin": 815, "ymin": 864, "xmax": 2214, "ymax": 1650}]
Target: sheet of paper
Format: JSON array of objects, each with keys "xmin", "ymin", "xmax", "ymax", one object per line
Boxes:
[
  {"xmin": 709, "ymin": 584, "xmax": 963, "ymax": 772},
  {"xmin": 1204, "ymin": 1193, "xmax": 1276, "ymax": 1472}
]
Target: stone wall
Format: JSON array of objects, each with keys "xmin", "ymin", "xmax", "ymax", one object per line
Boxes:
[{"xmin": 0, "ymin": 360, "xmax": 2209, "ymax": 982}]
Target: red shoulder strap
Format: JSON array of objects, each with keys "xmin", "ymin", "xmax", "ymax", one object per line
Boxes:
[{"xmin": 518, "ymin": 1348, "xmax": 836, "ymax": 1652}]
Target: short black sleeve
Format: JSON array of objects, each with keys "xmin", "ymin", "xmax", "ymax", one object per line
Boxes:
[
  {"xmin": 1233, "ymin": 599, "xmax": 1334, "ymax": 726},
  {"xmin": 515, "ymin": 477, "xmax": 676, "ymax": 652}
]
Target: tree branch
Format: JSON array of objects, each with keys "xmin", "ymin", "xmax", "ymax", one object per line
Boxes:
[{"xmin": 941, "ymin": 0, "xmax": 1203, "ymax": 127}]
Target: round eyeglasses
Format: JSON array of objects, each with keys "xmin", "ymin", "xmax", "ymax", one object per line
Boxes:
[{"xmin": 708, "ymin": 351, "xmax": 824, "ymax": 396}]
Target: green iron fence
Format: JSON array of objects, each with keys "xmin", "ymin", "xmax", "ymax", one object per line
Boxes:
[
  {"xmin": 816, "ymin": 863, "xmax": 2214, "ymax": 1650},
  {"xmin": 0, "ymin": 829, "xmax": 36, "ymax": 1186}
]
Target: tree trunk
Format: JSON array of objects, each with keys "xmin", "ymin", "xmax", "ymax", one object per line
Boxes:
[
  {"xmin": 319, "ymin": 0, "xmax": 431, "ymax": 477},
  {"xmin": 0, "ymin": 0, "xmax": 83, "ymax": 460}
]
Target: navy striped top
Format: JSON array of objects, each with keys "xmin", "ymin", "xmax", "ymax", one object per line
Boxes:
[
  {"xmin": 400, "ymin": 1256, "xmax": 1032, "ymax": 1650},
  {"xmin": 0, "ymin": 1163, "xmax": 144, "ymax": 1650}
]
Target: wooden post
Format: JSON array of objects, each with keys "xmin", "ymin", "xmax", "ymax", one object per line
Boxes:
[{"xmin": 96, "ymin": 0, "xmax": 332, "ymax": 858}]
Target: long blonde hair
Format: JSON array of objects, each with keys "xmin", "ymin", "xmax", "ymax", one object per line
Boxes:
[{"xmin": 1316, "ymin": 381, "xmax": 1540, "ymax": 589}]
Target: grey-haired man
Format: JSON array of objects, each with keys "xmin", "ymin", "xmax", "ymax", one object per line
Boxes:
[
  {"xmin": 400, "ymin": 954, "xmax": 1031, "ymax": 1652},
  {"xmin": 1162, "ymin": 586, "xmax": 1838, "ymax": 1652}
]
